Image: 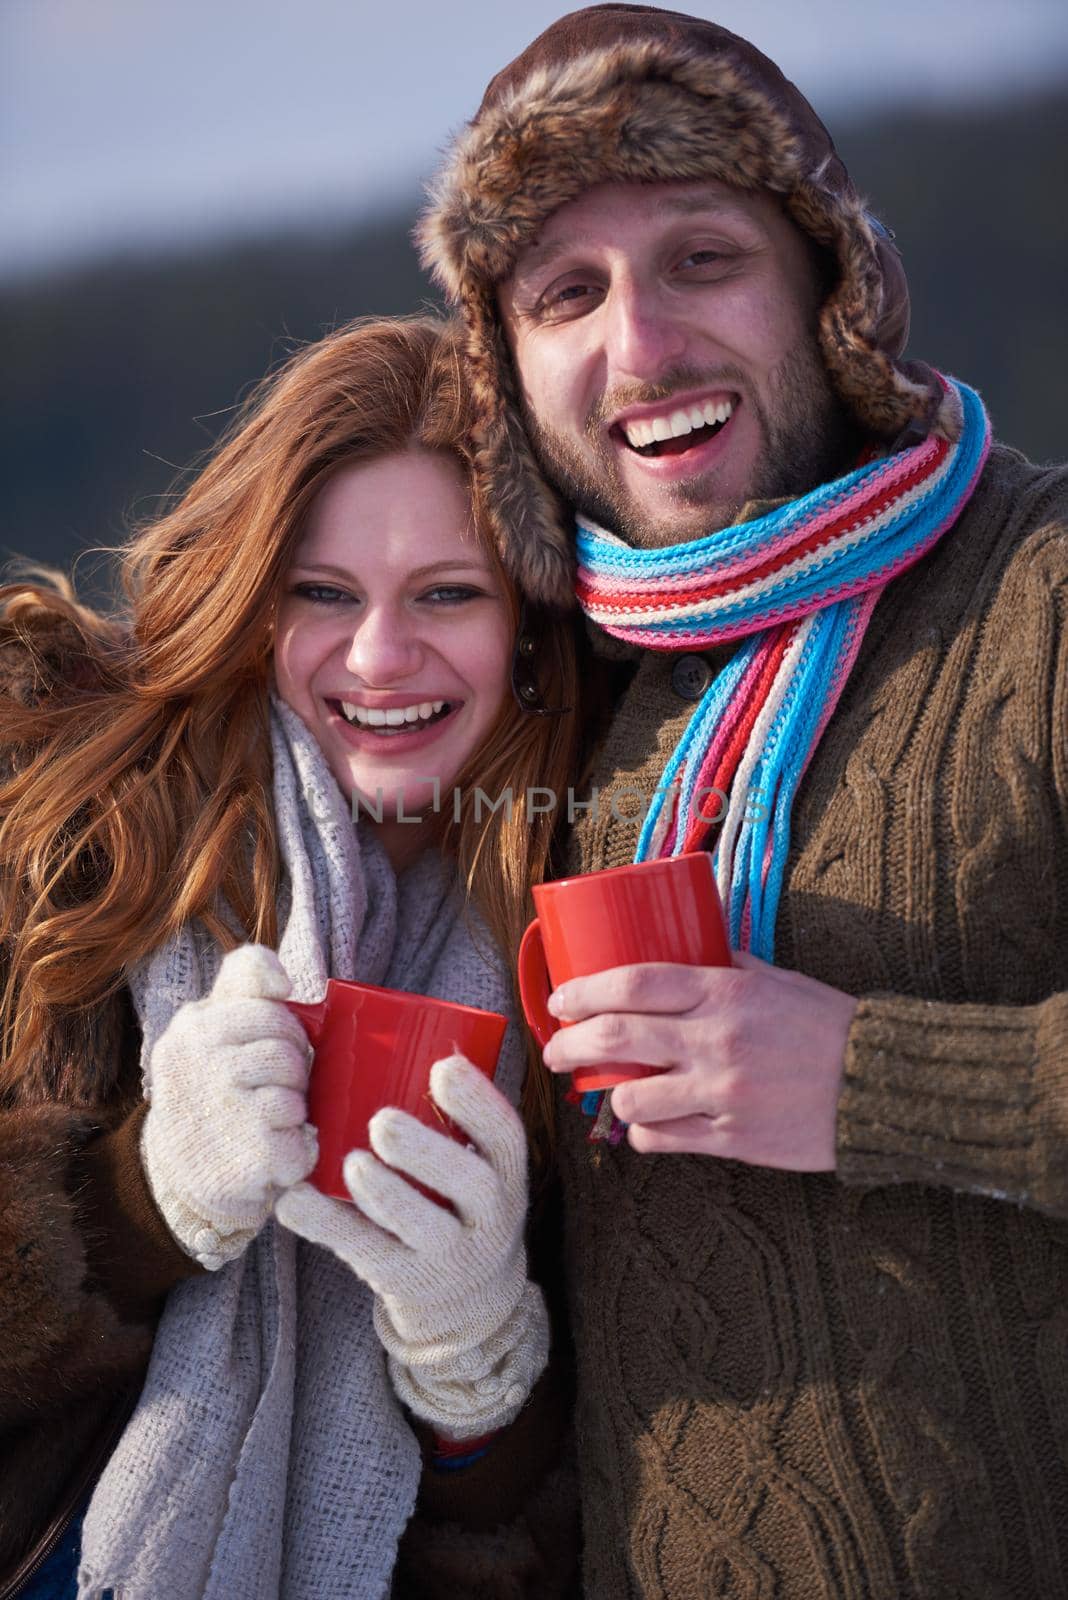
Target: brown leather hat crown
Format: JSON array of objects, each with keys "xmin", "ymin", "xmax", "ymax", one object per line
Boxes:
[{"xmin": 418, "ymin": 4, "xmax": 953, "ymax": 608}]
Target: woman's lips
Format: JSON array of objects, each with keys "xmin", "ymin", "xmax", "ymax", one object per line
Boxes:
[{"xmin": 325, "ymin": 699, "xmax": 462, "ymax": 756}]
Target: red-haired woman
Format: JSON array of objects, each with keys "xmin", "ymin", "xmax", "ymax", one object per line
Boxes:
[{"xmin": 0, "ymin": 318, "xmax": 578, "ymax": 1599}]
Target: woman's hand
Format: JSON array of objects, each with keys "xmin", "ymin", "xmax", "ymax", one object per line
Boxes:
[
  {"xmin": 141, "ymin": 945, "xmax": 318, "ymax": 1269},
  {"xmin": 275, "ymin": 1053, "xmax": 549, "ymax": 1440}
]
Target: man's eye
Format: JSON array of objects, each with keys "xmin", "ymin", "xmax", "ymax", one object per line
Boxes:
[
  {"xmin": 538, "ymin": 281, "xmax": 601, "ymax": 320},
  {"xmin": 677, "ymin": 243, "xmax": 749, "ymax": 276},
  {"xmin": 679, "ymin": 249, "xmax": 726, "ymax": 269}
]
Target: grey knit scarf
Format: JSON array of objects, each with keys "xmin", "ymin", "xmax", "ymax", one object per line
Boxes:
[{"xmin": 77, "ymin": 699, "xmax": 523, "ymax": 1600}]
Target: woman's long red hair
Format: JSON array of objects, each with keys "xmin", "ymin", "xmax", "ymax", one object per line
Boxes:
[{"xmin": 0, "ymin": 317, "xmax": 578, "ymax": 1154}]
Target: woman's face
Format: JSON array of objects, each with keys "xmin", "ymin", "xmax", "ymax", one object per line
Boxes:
[{"xmin": 274, "ymin": 448, "xmax": 513, "ymax": 853}]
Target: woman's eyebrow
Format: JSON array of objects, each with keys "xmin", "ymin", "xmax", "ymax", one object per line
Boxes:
[
  {"xmin": 407, "ymin": 559, "xmax": 488, "ymax": 579},
  {"xmin": 289, "ymin": 559, "xmax": 488, "ymax": 580},
  {"xmin": 286, "ymin": 561, "xmax": 355, "ymax": 581}
]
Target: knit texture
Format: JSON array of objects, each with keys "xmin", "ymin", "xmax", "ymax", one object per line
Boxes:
[
  {"xmin": 580, "ymin": 377, "xmax": 989, "ymax": 954},
  {"xmin": 416, "ymin": 6, "xmax": 956, "ymax": 608},
  {"xmin": 140, "ymin": 945, "xmax": 318, "ymax": 1267},
  {"xmin": 574, "ymin": 378, "xmax": 988, "ymax": 1141},
  {"xmin": 560, "ymin": 446, "xmax": 1068, "ymax": 1598},
  {"xmin": 77, "ymin": 699, "xmax": 525, "ymax": 1600},
  {"xmin": 276, "ymin": 1054, "xmax": 550, "ymax": 1439}
]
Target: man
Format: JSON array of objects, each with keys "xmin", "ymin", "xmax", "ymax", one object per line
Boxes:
[{"xmin": 416, "ymin": 7, "xmax": 1068, "ymax": 1597}]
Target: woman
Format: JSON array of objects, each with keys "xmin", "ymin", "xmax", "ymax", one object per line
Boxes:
[{"xmin": 0, "ymin": 317, "xmax": 578, "ymax": 1599}]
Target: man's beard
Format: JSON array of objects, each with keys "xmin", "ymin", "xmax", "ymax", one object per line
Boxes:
[{"xmin": 520, "ymin": 339, "xmax": 859, "ymax": 548}]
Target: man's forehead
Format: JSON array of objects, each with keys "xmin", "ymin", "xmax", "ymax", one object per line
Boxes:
[{"xmin": 508, "ymin": 179, "xmax": 769, "ymax": 278}]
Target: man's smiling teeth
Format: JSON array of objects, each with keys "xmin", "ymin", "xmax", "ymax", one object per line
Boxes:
[
  {"xmin": 623, "ymin": 397, "xmax": 733, "ymax": 449},
  {"xmin": 340, "ymin": 700, "xmax": 446, "ymax": 727}
]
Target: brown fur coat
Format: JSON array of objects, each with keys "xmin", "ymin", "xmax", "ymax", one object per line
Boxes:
[{"xmin": 0, "ymin": 618, "xmax": 200, "ymax": 1593}]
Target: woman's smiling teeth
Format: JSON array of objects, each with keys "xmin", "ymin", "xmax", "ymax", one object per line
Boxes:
[
  {"xmin": 339, "ymin": 699, "xmax": 449, "ymax": 731},
  {"xmin": 622, "ymin": 397, "xmax": 734, "ymax": 452}
]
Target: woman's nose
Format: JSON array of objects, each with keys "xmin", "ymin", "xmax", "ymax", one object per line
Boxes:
[{"xmin": 342, "ymin": 608, "xmax": 424, "ymax": 684}]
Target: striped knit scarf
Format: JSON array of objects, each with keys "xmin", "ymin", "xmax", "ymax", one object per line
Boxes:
[{"xmin": 573, "ymin": 375, "xmax": 990, "ymax": 1137}]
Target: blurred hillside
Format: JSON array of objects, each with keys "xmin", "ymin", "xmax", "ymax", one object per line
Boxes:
[{"xmin": 2, "ymin": 89, "xmax": 1065, "ymax": 594}]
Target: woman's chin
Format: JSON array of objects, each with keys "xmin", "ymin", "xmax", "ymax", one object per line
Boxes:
[{"xmin": 347, "ymin": 778, "xmax": 453, "ymax": 827}]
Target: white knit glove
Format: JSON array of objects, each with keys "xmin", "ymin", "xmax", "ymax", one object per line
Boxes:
[
  {"xmin": 141, "ymin": 945, "xmax": 318, "ymax": 1269},
  {"xmin": 275, "ymin": 1053, "xmax": 549, "ymax": 1440}
]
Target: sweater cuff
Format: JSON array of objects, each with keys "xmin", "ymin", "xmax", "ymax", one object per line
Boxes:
[
  {"xmin": 429, "ymin": 1428, "xmax": 501, "ymax": 1471},
  {"xmin": 413, "ymin": 1364, "xmax": 570, "ymax": 1531},
  {"xmin": 838, "ymin": 992, "xmax": 1068, "ymax": 1215}
]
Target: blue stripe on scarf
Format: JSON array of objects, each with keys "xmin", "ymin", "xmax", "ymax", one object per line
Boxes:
[
  {"xmin": 603, "ymin": 380, "xmax": 990, "ymax": 962},
  {"xmin": 578, "ymin": 383, "xmax": 991, "ymax": 648}
]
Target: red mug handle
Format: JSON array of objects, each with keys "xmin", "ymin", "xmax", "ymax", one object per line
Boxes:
[
  {"xmin": 517, "ymin": 918, "xmax": 558, "ymax": 1049},
  {"xmin": 284, "ymin": 997, "xmax": 328, "ymax": 1050}
]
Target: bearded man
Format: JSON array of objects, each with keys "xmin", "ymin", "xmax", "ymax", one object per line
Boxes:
[{"xmin": 408, "ymin": 7, "xmax": 1068, "ymax": 1597}]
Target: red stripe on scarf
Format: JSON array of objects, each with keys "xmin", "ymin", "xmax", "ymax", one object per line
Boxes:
[
  {"xmin": 577, "ymin": 440, "xmax": 949, "ymax": 620},
  {"xmin": 681, "ymin": 624, "xmax": 797, "ymax": 854}
]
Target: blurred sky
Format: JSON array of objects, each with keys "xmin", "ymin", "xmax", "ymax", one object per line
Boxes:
[{"xmin": 3, "ymin": 0, "xmax": 1067, "ymax": 278}]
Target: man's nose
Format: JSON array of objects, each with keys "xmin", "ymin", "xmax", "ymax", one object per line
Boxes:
[
  {"xmin": 343, "ymin": 607, "xmax": 423, "ymax": 683},
  {"xmin": 602, "ymin": 274, "xmax": 688, "ymax": 383}
]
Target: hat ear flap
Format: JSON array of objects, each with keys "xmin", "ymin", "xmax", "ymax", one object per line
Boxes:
[
  {"xmin": 789, "ymin": 182, "xmax": 956, "ymax": 442},
  {"xmin": 462, "ymin": 290, "xmax": 576, "ymax": 610}
]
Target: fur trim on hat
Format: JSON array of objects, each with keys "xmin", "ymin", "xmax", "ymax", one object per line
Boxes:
[
  {"xmin": 420, "ymin": 41, "xmax": 806, "ymax": 298},
  {"xmin": 419, "ymin": 27, "xmax": 954, "ymax": 608}
]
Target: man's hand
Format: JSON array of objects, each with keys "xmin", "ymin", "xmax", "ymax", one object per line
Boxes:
[{"xmin": 542, "ymin": 951, "xmax": 858, "ymax": 1170}]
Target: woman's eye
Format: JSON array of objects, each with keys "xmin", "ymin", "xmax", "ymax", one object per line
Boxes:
[
  {"xmin": 291, "ymin": 582, "xmax": 354, "ymax": 604},
  {"xmin": 422, "ymin": 585, "xmax": 484, "ymax": 605}
]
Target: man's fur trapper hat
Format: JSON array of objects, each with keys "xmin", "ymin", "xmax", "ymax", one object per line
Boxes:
[{"xmin": 418, "ymin": 4, "xmax": 954, "ymax": 609}]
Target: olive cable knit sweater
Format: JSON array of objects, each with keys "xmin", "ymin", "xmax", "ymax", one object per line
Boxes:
[{"xmin": 557, "ymin": 445, "xmax": 1068, "ymax": 1599}]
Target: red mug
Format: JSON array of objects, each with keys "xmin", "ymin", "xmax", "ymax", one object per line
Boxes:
[
  {"xmin": 286, "ymin": 980, "xmax": 507, "ymax": 1201},
  {"xmin": 518, "ymin": 852, "xmax": 732, "ymax": 1093}
]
